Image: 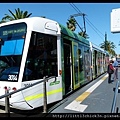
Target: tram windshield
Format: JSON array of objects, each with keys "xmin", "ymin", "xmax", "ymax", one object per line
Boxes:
[
  {"xmin": 23, "ymin": 32, "xmax": 58, "ymax": 81},
  {"xmin": 0, "ymin": 23, "xmax": 27, "ymax": 81}
]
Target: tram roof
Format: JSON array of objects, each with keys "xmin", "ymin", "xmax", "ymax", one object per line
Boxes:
[
  {"xmin": 0, "ymin": 17, "xmax": 60, "ymax": 35},
  {"xmin": 91, "ymin": 42, "xmax": 110, "ymax": 55},
  {"xmin": 91, "ymin": 42, "xmax": 105, "ymax": 52},
  {"xmin": 59, "ymin": 23, "xmax": 90, "ymax": 45}
]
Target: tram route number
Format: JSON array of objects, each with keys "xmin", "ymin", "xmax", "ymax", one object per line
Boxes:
[
  {"xmin": 24, "ymin": 83, "xmax": 33, "ymax": 87},
  {"xmin": 8, "ymin": 75, "xmax": 17, "ymax": 81}
]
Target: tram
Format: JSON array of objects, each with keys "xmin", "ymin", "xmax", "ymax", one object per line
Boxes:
[{"xmin": 0, "ymin": 17, "xmax": 110, "ymax": 110}]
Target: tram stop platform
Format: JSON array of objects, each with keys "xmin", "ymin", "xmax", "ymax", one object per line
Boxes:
[{"xmin": 44, "ymin": 68, "xmax": 120, "ymax": 118}]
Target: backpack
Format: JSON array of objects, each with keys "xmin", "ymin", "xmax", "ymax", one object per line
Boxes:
[{"xmin": 107, "ymin": 65, "xmax": 114, "ymax": 74}]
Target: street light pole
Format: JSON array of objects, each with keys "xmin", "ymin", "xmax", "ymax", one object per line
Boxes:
[{"xmin": 105, "ymin": 32, "xmax": 107, "ymax": 51}]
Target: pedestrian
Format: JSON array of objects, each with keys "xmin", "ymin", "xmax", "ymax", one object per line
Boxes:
[
  {"xmin": 107, "ymin": 60, "xmax": 115, "ymax": 83},
  {"xmin": 112, "ymin": 57, "xmax": 119, "ymax": 81}
]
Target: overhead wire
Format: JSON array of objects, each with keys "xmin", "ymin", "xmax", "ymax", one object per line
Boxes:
[{"xmin": 69, "ymin": 3, "xmax": 105, "ymax": 40}]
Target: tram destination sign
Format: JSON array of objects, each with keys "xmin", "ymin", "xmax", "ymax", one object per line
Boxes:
[{"xmin": 2, "ymin": 28, "xmax": 26, "ymax": 36}]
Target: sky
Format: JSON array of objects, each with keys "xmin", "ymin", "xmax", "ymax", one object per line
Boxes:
[{"xmin": 0, "ymin": 3, "xmax": 120, "ymax": 54}]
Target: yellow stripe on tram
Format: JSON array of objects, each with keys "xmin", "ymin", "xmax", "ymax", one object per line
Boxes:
[{"xmin": 25, "ymin": 88, "xmax": 62, "ymax": 101}]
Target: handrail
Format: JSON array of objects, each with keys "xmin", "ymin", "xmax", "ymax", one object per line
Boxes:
[
  {"xmin": 0, "ymin": 76, "xmax": 56, "ymax": 100},
  {"xmin": 0, "ymin": 76, "xmax": 56, "ymax": 115},
  {"xmin": 111, "ymin": 80, "xmax": 119, "ymax": 113}
]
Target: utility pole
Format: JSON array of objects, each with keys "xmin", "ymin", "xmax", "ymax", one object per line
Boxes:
[
  {"xmin": 83, "ymin": 13, "xmax": 86, "ymax": 34},
  {"xmin": 105, "ymin": 32, "xmax": 107, "ymax": 51}
]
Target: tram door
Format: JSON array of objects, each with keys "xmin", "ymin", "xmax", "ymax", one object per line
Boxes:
[
  {"xmin": 63, "ymin": 43, "xmax": 72, "ymax": 94},
  {"xmin": 72, "ymin": 42, "xmax": 79, "ymax": 89}
]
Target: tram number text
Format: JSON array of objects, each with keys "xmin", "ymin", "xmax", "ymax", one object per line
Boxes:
[
  {"xmin": 24, "ymin": 83, "xmax": 32, "ymax": 87},
  {"xmin": 8, "ymin": 75, "xmax": 17, "ymax": 81}
]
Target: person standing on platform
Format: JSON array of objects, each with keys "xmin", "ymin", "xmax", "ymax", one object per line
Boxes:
[
  {"xmin": 112, "ymin": 57, "xmax": 119, "ymax": 81},
  {"xmin": 107, "ymin": 60, "xmax": 115, "ymax": 83}
]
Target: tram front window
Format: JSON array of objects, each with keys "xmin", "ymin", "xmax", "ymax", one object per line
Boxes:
[
  {"xmin": 0, "ymin": 23, "xmax": 26, "ymax": 81},
  {"xmin": 0, "ymin": 55, "xmax": 22, "ymax": 81}
]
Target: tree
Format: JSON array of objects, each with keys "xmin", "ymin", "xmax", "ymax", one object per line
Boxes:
[
  {"xmin": 0, "ymin": 8, "xmax": 32, "ymax": 23},
  {"xmin": 78, "ymin": 31, "xmax": 89, "ymax": 39},
  {"xmin": 66, "ymin": 17, "xmax": 76, "ymax": 31},
  {"xmin": 99, "ymin": 40, "xmax": 116, "ymax": 56},
  {"xmin": 66, "ymin": 16, "xmax": 89, "ymax": 39},
  {"xmin": 110, "ymin": 49, "xmax": 116, "ymax": 57}
]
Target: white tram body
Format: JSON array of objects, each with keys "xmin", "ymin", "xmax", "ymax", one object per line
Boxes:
[
  {"xmin": 0, "ymin": 17, "xmax": 63, "ymax": 110},
  {"xmin": 90, "ymin": 42, "xmax": 109, "ymax": 79},
  {"xmin": 0, "ymin": 17, "xmax": 110, "ymax": 110}
]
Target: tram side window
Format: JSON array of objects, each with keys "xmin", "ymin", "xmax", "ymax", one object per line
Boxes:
[
  {"xmin": 84, "ymin": 47, "xmax": 91, "ymax": 80},
  {"xmin": 78, "ymin": 47, "xmax": 84, "ymax": 72},
  {"xmin": 23, "ymin": 32, "xmax": 58, "ymax": 81}
]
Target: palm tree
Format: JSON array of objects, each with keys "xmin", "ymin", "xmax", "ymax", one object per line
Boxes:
[
  {"xmin": 0, "ymin": 20, "xmax": 6, "ymax": 24},
  {"xmin": 0, "ymin": 8, "xmax": 32, "ymax": 23},
  {"xmin": 78, "ymin": 31, "xmax": 89, "ymax": 39},
  {"xmin": 67, "ymin": 17, "xmax": 89, "ymax": 39},
  {"xmin": 99, "ymin": 40, "xmax": 116, "ymax": 56},
  {"xmin": 110, "ymin": 49, "xmax": 116, "ymax": 56},
  {"xmin": 66, "ymin": 17, "xmax": 76, "ymax": 31}
]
